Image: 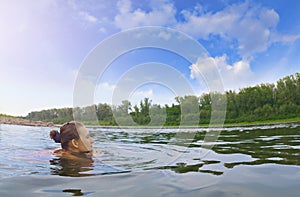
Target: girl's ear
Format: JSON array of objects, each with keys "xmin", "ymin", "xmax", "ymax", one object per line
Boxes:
[{"xmin": 71, "ymin": 139, "xmax": 79, "ymax": 149}]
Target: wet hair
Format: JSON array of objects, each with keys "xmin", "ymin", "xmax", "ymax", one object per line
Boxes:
[{"xmin": 50, "ymin": 121, "xmax": 84, "ymax": 150}]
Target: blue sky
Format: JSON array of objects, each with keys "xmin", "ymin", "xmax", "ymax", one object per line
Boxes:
[{"xmin": 1, "ymin": 0, "xmax": 300, "ymax": 116}]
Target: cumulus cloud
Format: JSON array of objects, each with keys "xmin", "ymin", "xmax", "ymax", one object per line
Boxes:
[
  {"xmin": 112, "ymin": 0, "xmax": 300, "ymax": 60},
  {"xmin": 132, "ymin": 89, "xmax": 153, "ymax": 98},
  {"xmin": 79, "ymin": 11, "xmax": 98, "ymax": 23},
  {"xmin": 216, "ymin": 55, "xmax": 256, "ymax": 90},
  {"xmin": 158, "ymin": 31, "xmax": 172, "ymax": 40},
  {"xmin": 99, "ymin": 82, "xmax": 116, "ymax": 90},
  {"xmin": 190, "ymin": 55, "xmax": 256, "ymax": 91},
  {"xmin": 95, "ymin": 81, "xmax": 155, "ymax": 106},
  {"xmin": 114, "ymin": 0, "xmax": 177, "ymax": 29},
  {"xmin": 177, "ymin": 2, "xmax": 281, "ymax": 59},
  {"xmin": 190, "ymin": 55, "xmax": 224, "ymax": 92},
  {"xmin": 94, "ymin": 82, "xmax": 116, "ymax": 104},
  {"xmin": 272, "ymin": 34, "xmax": 300, "ymax": 44},
  {"xmin": 111, "ymin": 0, "xmax": 300, "ymax": 90}
]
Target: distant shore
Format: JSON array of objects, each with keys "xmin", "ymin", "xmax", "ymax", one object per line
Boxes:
[
  {"xmin": 84, "ymin": 118, "xmax": 300, "ymax": 129},
  {"xmin": 1, "ymin": 116, "xmax": 299, "ymax": 128},
  {"xmin": 0, "ymin": 117, "xmax": 54, "ymax": 127}
]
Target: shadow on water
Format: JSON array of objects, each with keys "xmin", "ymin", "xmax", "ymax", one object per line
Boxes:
[
  {"xmin": 42, "ymin": 189, "xmax": 94, "ymax": 196},
  {"xmin": 49, "ymin": 157, "xmax": 95, "ymax": 177}
]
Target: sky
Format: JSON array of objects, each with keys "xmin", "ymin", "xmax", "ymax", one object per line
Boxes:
[{"xmin": 1, "ymin": 0, "xmax": 300, "ymax": 116}]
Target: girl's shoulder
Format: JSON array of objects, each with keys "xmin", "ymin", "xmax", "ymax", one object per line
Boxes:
[
  {"xmin": 53, "ymin": 149, "xmax": 67, "ymax": 155},
  {"xmin": 53, "ymin": 149, "xmax": 90, "ymax": 160},
  {"xmin": 53, "ymin": 149, "xmax": 77, "ymax": 159}
]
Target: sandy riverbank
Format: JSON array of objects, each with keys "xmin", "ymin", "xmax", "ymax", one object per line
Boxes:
[{"xmin": 0, "ymin": 117, "xmax": 54, "ymax": 127}]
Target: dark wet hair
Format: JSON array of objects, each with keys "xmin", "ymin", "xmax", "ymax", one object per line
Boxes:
[{"xmin": 50, "ymin": 121, "xmax": 83, "ymax": 150}]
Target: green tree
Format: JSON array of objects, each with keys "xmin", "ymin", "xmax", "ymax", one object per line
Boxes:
[
  {"xmin": 97, "ymin": 103, "xmax": 114, "ymax": 125},
  {"xmin": 112, "ymin": 100, "xmax": 133, "ymax": 126}
]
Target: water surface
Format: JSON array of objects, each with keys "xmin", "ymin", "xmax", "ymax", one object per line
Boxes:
[{"xmin": 0, "ymin": 123, "xmax": 299, "ymax": 196}]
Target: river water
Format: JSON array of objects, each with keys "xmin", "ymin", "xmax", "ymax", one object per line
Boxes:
[{"xmin": 0, "ymin": 123, "xmax": 299, "ymax": 196}]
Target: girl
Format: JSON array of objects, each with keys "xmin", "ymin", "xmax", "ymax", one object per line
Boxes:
[{"xmin": 50, "ymin": 121, "xmax": 94, "ymax": 159}]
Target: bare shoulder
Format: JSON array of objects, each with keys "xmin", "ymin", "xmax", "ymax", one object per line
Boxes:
[{"xmin": 53, "ymin": 149, "xmax": 66, "ymax": 156}]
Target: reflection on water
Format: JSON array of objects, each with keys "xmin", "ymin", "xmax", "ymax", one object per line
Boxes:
[
  {"xmin": 49, "ymin": 157, "xmax": 94, "ymax": 177},
  {"xmin": 145, "ymin": 160, "xmax": 224, "ymax": 175},
  {"xmin": 93, "ymin": 123, "xmax": 300, "ymax": 176},
  {"xmin": 0, "ymin": 123, "xmax": 300, "ymax": 196},
  {"xmin": 202, "ymin": 126, "xmax": 300, "ymax": 168},
  {"xmin": 0, "ymin": 123, "xmax": 299, "ymax": 178}
]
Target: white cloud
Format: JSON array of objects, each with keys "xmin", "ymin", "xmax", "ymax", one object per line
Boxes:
[
  {"xmin": 112, "ymin": 0, "xmax": 300, "ymax": 60},
  {"xmin": 132, "ymin": 89, "xmax": 153, "ymax": 98},
  {"xmin": 190, "ymin": 55, "xmax": 256, "ymax": 91},
  {"xmin": 272, "ymin": 34, "xmax": 300, "ymax": 44},
  {"xmin": 79, "ymin": 11, "xmax": 98, "ymax": 23},
  {"xmin": 158, "ymin": 31, "xmax": 171, "ymax": 40},
  {"xmin": 190, "ymin": 55, "xmax": 224, "ymax": 92},
  {"xmin": 114, "ymin": 0, "xmax": 177, "ymax": 29},
  {"xmin": 117, "ymin": 0, "xmax": 132, "ymax": 14},
  {"xmin": 94, "ymin": 81, "xmax": 155, "ymax": 106},
  {"xmin": 216, "ymin": 55, "xmax": 256, "ymax": 90},
  {"xmin": 259, "ymin": 8, "xmax": 279, "ymax": 27},
  {"xmin": 94, "ymin": 82, "xmax": 117, "ymax": 104},
  {"xmin": 98, "ymin": 27, "xmax": 107, "ymax": 33},
  {"xmin": 177, "ymin": 2, "xmax": 281, "ymax": 59},
  {"xmin": 99, "ymin": 82, "xmax": 116, "ymax": 90}
]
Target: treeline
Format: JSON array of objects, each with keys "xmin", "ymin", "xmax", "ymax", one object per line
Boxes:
[
  {"xmin": 27, "ymin": 108, "xmax": 73, "ymax": 124},
  {"xmin": 0, "ymin": 114, "xmax": 15, "ymax": 118},
  {"xmin": 27, "ymin": 73, "xmax": 300, "ymax": 125}
]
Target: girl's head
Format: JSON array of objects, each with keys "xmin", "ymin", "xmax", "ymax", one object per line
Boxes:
[{"xmin": 50, "ymin": 121, "xmax": 94, "ymax": 153}]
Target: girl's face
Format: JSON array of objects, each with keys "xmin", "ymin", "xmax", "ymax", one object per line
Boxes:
[{"xmin": 77, "ymin": 126, "xmax": 94, "ymax": 153}]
